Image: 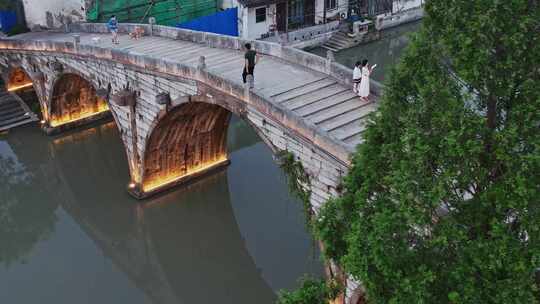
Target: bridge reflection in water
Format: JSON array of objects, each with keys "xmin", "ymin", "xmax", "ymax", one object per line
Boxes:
[{"xmin": 0, "ymin": 118, "xmax": 322, "ymax": 304}]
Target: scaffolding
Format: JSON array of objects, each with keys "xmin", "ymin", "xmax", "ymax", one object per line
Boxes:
[{"xmin": 86, "ymin": 0, "xmax": 218, "ymax": 26}]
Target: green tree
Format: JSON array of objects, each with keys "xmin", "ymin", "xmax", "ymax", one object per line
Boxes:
[
  {"xmin": 315, "ymin": 0, "xmax": 540, "ymax": 303},
  {"xmin": 277, "ymin": 276, "xmax": 341, "ymax": 304}
]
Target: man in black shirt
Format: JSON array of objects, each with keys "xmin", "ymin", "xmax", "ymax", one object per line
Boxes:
[{"xmin": 242, "ymin": 43, "xmax": 260, "ymax": 88}]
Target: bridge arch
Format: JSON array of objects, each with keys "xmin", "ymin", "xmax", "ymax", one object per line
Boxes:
[
  {"xmin": 141, "ymin": 102, "xmax": 231, "ymax": 194},
  {"xmin": 48, "ymin": 73, "xmax": 109, "ymax": 129},
  {"xmin": 5, "ymin": 66, "xmax": 34, "ymax": 92}
]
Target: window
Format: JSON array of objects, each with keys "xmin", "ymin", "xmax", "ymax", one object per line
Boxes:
[
  {"xmin": 255, "ymin": 7, "xmax": 266, "ymax": 23},
  {"xmin": 288, "ymin": 0, "xmax": 305, "ymax": 28},
  {"xmin": 325, "ymin": 0, "xmax": 337, "ymax": 10}
]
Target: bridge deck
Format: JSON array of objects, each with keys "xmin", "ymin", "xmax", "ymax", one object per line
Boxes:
[{"xmin": 14, "ymin": 32, "xmax": 377, "ymax": 149}]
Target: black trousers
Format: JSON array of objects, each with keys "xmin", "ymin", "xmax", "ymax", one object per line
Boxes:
[{"xmin": 242, "ymin": 65, "xmax": 255, "ymax": 83}]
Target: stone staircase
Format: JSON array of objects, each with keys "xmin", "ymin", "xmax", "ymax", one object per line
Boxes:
[
  {"xmin": 322, "ymin": 22, "xmax": 380, "ymax": 52},
  {"xmin": 322, "ymin": 30, "xmax": 356, "ymax": 52},
  {"xmin": 0, "ymin": 92, "xmax": 38, "ymax": 131}
]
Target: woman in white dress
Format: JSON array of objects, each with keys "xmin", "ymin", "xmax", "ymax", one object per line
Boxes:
[{"xmin": 358, "ymin": 59, "xmax": 376, "ymax": 101}]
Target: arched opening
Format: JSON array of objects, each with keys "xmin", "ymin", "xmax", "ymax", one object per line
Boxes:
[
  {"xmin": 0, "ymin": 67, "xmax": 41, "ymax": 131},
  {"xmin": 6, "ymin": 67, "xmax": 33, "ymax": 92},
  {"xmin": 3, "ymin": 67, "xmax": 42, "ymax": 118},
  {"xmin": 49, "ymin": 73, "xmax": 109, "ymax": 128},
  {"xmin": 141, "ymin": 102, "xmax": 231, "ymax": 195}
]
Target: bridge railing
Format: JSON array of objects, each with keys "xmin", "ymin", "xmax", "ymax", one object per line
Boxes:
[{"xmin": 67, "ymin": 22, "xmax": 384, "ymax": 96}]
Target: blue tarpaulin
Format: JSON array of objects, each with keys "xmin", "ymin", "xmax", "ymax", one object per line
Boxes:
[
  {"xmin": 176, "ymin": 8, "xmax": 238, "ymax": 37},
  {"xmin": 0, "ymin": 11, "xmax": 17, "ymax": 33}
]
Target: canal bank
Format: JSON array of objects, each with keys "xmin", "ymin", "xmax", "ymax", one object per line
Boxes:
[{"xmin": 0, "ymin": 116, "xmax": 323, "ymax": 304}]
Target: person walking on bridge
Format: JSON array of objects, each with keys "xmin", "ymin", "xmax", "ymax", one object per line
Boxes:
[
  {"xmin": 108, "ymin": 15, "xmax": 119, "ymax": 45},
  {"xmin": 242, "ymin": 43, "xmax": 260, "ymax": 89}
]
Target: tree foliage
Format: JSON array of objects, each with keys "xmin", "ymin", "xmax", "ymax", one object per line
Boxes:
[
  {"xmin": 315, "ymin": 0, "xmax": 540, "ymax": 303},
  {"xmin": 277, "ymin": 276, "xmax": 342, "ymax": 304},
  {"xmin": 278, "ymin": 150, "xmax": 313, "ymax": 218}
]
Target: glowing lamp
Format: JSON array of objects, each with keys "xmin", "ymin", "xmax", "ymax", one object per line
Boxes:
[{"xmin": 7, "ymin": 82, "xmax": 33, "ymax": 92}]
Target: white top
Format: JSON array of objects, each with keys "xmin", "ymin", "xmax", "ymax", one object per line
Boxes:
[{"xmin": 353, "ymin": 66, "xmax": 361, "ymax": 80}]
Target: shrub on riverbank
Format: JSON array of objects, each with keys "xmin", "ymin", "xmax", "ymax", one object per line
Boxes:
[{"xmin": 277, "ymin": 276, "xmax": 341, "ymax": 304}]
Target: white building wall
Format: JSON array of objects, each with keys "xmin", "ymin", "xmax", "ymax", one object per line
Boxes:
[
  {"xmin": 238, "ymin": 5, "xmax": 249, "ymax": 39},
  {"xmin": 22, "ymin": 0, "xmax": 86, "ymax": 29},
  {"xmin": 238, "ymin": 4, "xmax": 275, "ymax": 40},
  {"xmin": 393, "ymin": 0, "xmax": 424, "ymax": 12},
  {"xmin": 314, "ymin": 0, "xmax": 348, "ymax": 24}
]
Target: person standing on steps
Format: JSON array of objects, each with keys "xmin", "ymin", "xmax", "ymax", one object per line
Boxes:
[
  {"xmin": 108, "ymin": 15, "xmax": 119, "ymax": 45},
  {"xmin": 242, "ymin": 43, "xmax": 260, "ymax": 89},
  {"xmin": 353, "ymin": 61, "xmax": 362, "ymax": 93},
  {"xmin": 358, "ymin": 59, "xmax": 376, "ymax": 102}
]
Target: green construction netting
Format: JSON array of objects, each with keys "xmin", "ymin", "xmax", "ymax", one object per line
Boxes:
[{"xmin": 87, "ymin": 0, "xmax": 218, "ymax": 26}]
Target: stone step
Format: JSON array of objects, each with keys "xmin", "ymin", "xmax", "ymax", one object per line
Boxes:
[
  {"xmin": 259, "ymin": 76, "xmax": 327, "ymax": 97},
  {"xmin": 307, "ymin": 97, "xmax": 368, "ymax": 124},
  {"xmin": 321, "ymin": 45, "xmax": 339, "ymax": 52},
  {"xmin": 0, "ymin": 113, "xmax": 33, "ymax": 130},
  {"xmin": 0, "ymin": 100, "xmax": 19, "ymax": 111},
  {"xmin": 0, "ymin": 106, "xmax": 25, "ymax": 119},
  {"xmin": 281, "ymin": 84, "xmax": 347, "ymax": 109},
  {"xmin": 327, "ymin": 39, "xmax": 350, "ymax": 48},
  {"xmin": 0, "ymin": 92, "xmax": 38, "ymax": 131},
  {"xmin": 0, "ymin": 106, "xmax": 26, "ymax": 118},
  {"xmin": 323, "ymin": 40, "xmax": 351, "ymax": 51},
  {"xmin": 330, "ymin": 34, "xmax": 351, "ymax": 42},
  {"xmin": 328, "ymin": 118, "xmax": 368, "ymax": 140},
  {"xmin": 295, "ymin": 91, "xmax": 358, "ymax": 117},
  {"xmin": 272, "ymin": 78, "xmax": 337, "ymax": 102},
  {"xmin": 318, "ymin": 103, "xmax": 377, "ymax": 131},
  {"xmin": 289, "ymin": 87, "xmax": 352, "ymax": 112},
  {"xmin": 344, "ymin": 133, "xmax": 364, "ymax": 147}
]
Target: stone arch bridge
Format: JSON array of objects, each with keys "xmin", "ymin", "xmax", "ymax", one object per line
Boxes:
[{"xmin": 0, "ymin": 23, "xmax": 381, "ymax": 213}]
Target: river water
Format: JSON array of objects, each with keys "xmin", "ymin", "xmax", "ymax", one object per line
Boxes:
[{"xmin": 0, "ymin": 117, "xmax": 323, "ymax": 304}]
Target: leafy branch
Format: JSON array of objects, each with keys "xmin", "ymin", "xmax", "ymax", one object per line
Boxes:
[{"xmin": 277, "ymin": 150, "xmax": 313, "ymax": 219}]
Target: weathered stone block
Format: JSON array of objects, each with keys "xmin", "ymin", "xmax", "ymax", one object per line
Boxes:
[
  {"xmin": 51, "ymin": 61, "xmax": 63, "ymax": 72},
  {"xmin": 155, "ymin": 92, "xmax": 171, "ymax": 105},
  {"xmin": 111, "ymin": 90, "xmax": 136, "ymax": 107}
]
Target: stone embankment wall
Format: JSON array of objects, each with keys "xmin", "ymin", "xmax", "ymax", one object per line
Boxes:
[{"xmin": 375, "ymin": 5, "xmax": 424, "ymax": 31}]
